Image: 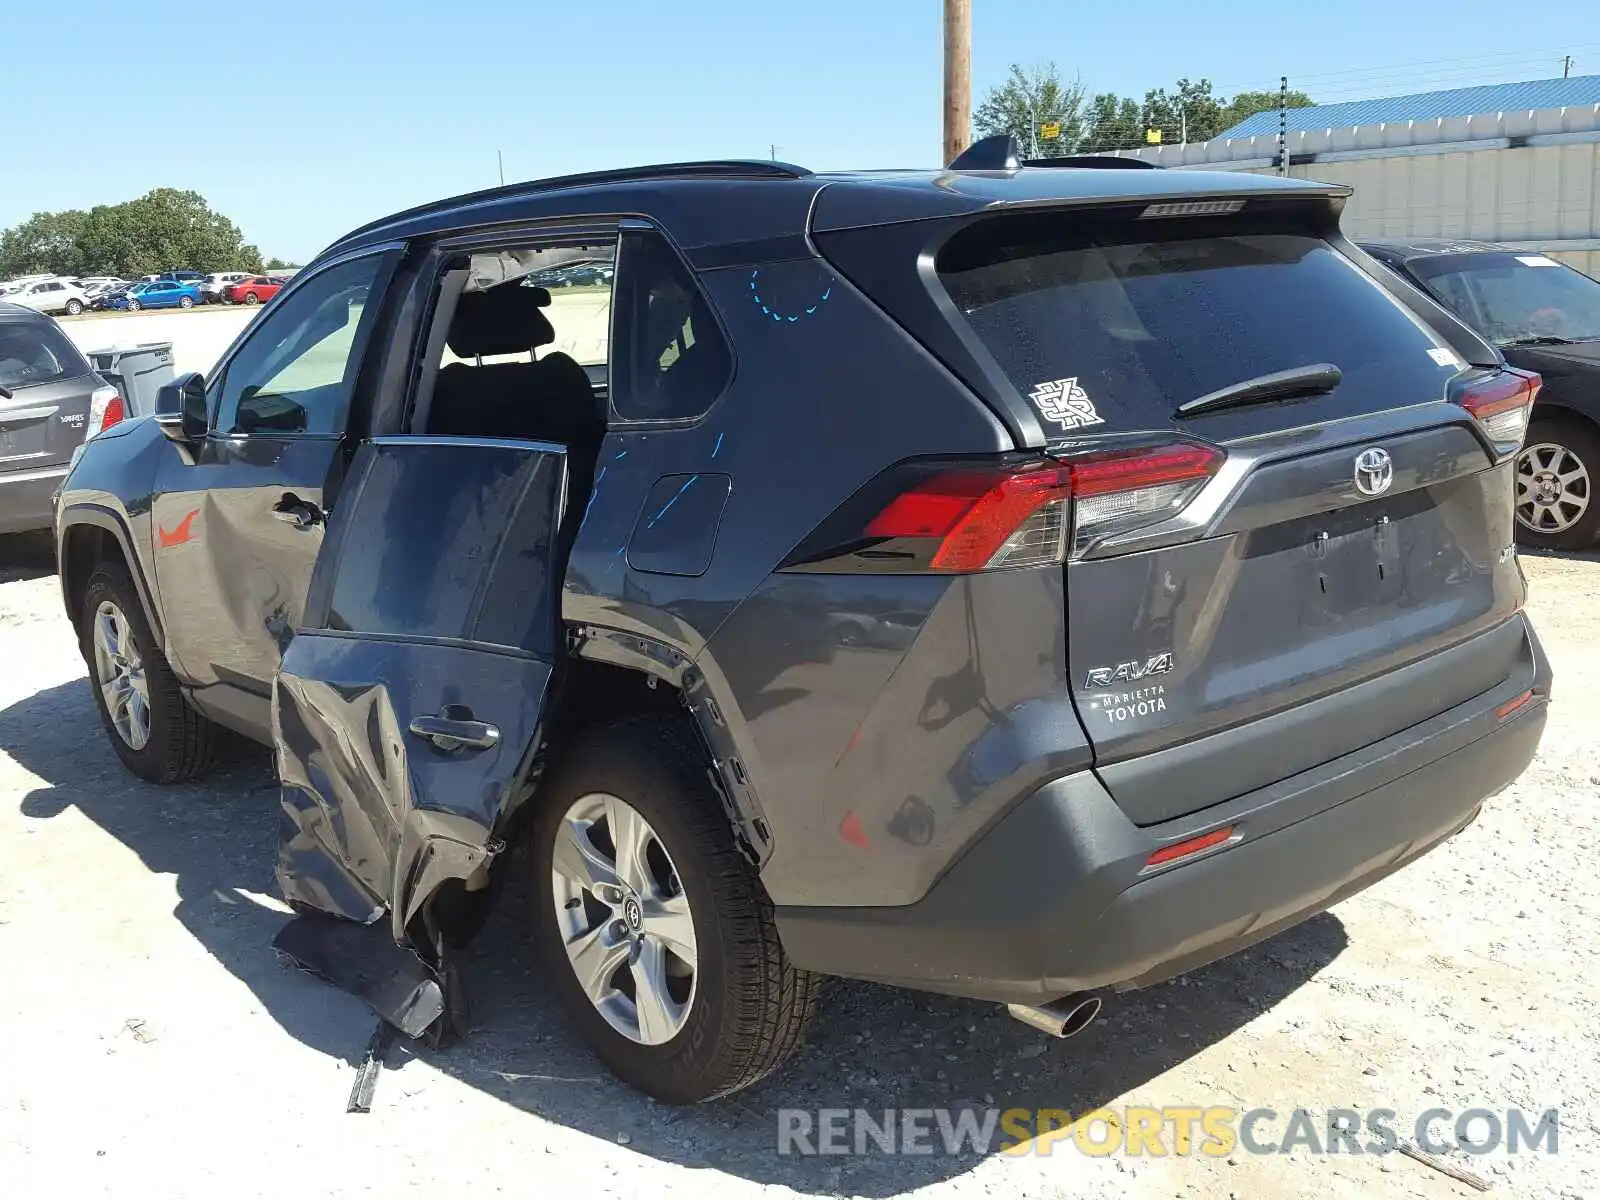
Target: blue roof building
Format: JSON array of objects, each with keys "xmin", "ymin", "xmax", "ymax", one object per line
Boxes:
[{"xmin": 1220, "ymin": 75, "xmax": 1600, "ymax": 140}]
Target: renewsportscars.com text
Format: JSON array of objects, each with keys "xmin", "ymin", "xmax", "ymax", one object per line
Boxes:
[{"xmin": 776, "ymin": 1106, "xmax": 1561, "ymax": 1158}]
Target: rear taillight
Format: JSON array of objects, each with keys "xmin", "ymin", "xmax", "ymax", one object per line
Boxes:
[
  {"xmin": 87, "ymin": 386, "xmax": 126, "ymax": 439},
  {"xmin": 1064, "ymin": 443, "xmax": 1223, "ymax": 557},
  {"xmin": 784, "ymin": 442, "xmax": 1223, "ymax": 573},
  {"xmin": 863, "ymin": 464, "xmax": 1075, "ymax": 570},
  {"xmin": 1455, "ymin": 369, "xmax": 1539, "ymax": 456}
]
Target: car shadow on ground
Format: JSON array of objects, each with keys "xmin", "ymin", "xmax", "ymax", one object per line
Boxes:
[
  {"xmin": 2, "ymin": 677, "xmax": 1348, "ymax": 1196},
  {"xmin": 0, "ymin": 532, "xmax": 57, "ymax": 583}
]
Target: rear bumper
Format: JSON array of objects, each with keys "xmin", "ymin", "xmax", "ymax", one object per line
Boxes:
[
  {"xmin": 0, "ymin": 466, "xmax": 69, "ymax": 535},
  {"xmin": 776, "ymin": 616, "xmax": 1549, "ymax": 1004}
]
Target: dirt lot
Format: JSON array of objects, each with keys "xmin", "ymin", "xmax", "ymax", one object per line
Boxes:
[{"xmin": 0, "ymin": 540, "xmax": 1595, "ymax": 1199}]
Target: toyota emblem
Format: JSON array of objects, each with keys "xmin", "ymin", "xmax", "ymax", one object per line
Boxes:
[{"xmin": 1353, "ymin": 447, "xmax": 1394, "ymax": 497}]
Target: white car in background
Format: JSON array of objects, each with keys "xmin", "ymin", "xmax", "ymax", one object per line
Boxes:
[
  {"xmin": 200, "ymin": 272, "xmax": 254, "ymax": 303},
  {"xmin": 7, "ymin": 278, "xmax": 89, "ymax": 316}
]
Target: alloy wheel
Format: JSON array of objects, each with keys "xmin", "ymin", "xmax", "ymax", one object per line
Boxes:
[
  {"xmin": 549, "ymin": 792, "xmax": 698, "ymax": 1045},
  {"xmin": 1516, "ymin": 441, "xmax": 1591, "ymax": 534},
  {"xmin": 92, "ymin": 600, "xmax": 151, "ymax": 750}
]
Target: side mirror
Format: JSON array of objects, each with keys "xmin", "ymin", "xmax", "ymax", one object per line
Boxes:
[{"xmin": 155, "ymin": 372, "xmax": 208, "ymax": 443}]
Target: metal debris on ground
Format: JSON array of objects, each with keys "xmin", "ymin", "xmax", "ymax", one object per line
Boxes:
[
  {"xmin": 122, "ymin": 1018, "xmax": 156, "ymax": 1043},
  {"xmin": 346, "ymin": 1020, "xmax": 397, "ymax": 1114}
]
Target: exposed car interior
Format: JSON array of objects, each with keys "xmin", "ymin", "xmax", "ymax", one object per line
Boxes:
[{"xmin": 415, "ymin": 245, "xmax": 615, "ymax": 552}]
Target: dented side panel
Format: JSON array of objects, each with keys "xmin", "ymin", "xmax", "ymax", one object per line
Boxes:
[
  {"xmin": 275, "ymin": 637, "xmax": 553, "ymax": 937},
  {"xmin": 273, "ymin": 437, "xmax": 566, "ymax": 941}
]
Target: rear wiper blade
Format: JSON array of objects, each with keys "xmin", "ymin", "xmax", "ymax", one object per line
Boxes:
[
  {"xmin": 1503, "ymin": 335, "xmax": 1577, "ymax": 346},
  {"xmin": 0, "ymin": 384, "xmax": 12, "ymax": 400},
  {"xmin": 1176, "ymin": 363, "xmax": 1342, "ymax": 419}
]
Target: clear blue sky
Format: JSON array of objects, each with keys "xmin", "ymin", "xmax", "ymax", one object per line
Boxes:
[{"xmin": 5, "ymin": 0, "xmax": 1595, "ymax": 261}]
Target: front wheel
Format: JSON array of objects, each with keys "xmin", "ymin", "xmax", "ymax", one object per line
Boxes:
[
  {"xmin": 64, "ymin": 298, "xmax": 83, "ymax": 316},
  {"xmin": 80, "ymin": 561, "xmax": 220, "ymax": 783},
  {"xmin": 126, "ymin": 298, "xmax": 140, "ymax": 311},
  {"xmin": 1516, "ymin": 418, "xmax": 1600, "ymax": 551},
  {"xmin": 529, "ymin": 717, "xmax": 818, "ymax": 1103}
]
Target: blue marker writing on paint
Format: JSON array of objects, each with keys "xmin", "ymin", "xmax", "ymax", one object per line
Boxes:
[{"xmin": 750, "ymin": 269, "xmax": 831, "ymax": 323}]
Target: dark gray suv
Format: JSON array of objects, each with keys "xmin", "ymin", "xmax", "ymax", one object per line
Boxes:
[
  {"xmin": 54, "ymin": 153, "xmax": 1551, "ymax": 1103},
  {"xmin": 1, "ymin": 303, "xmax": 120, "ymax": 535}
]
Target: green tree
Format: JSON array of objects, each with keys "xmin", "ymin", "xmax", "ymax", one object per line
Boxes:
[
  {"xmin": 0, "ymin": 189, "xmax": 262, "ymax": 279},
  {"xmin": 265, "ymin": 257, "xmax": 299, "ymax": 271},
  {"xmin": 0, "ymin": 210, "xmax": 90, "ymax": 277},
  {"xmin": 1080, "ymin": 92, "xmax": 1147, "ymax": 152},
  {"xmin": 1143, "ymin": 78, "xmax": 1226, "ymax": 144},
  {"xmin": 1218, "ymin": 88, "xmax": 1316, "ymax": 135},
  {"xmin": 972, "ymin": 63, "xmax": 1087, "ymax": 159}
]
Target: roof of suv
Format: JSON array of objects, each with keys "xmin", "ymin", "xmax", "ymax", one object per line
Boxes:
[{"xmin": 321, "ymin": 159, "xmax": 1352, "ymax": 262}]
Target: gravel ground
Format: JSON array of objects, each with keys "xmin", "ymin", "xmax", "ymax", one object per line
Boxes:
[{"xmin": 0, "ymin": 537, "xmax": 1595, "ymax": 1199}]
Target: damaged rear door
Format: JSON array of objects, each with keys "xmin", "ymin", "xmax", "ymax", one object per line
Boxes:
[{"xmin": 273, "ymin": 435, "xmax": 567, "ymax": 948}]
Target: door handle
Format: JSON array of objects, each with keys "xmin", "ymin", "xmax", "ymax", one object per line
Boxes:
[
  {"xmin": 409, "ymin": 709, "xmax": 501, "ymax": 753},
  {"xmin": 272, "ymin": 494, "xmax": 324, "ymax": 529}
]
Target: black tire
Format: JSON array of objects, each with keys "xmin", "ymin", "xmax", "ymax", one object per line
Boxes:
[
  {"xmin": 1516, "ymin": 416, "xmax": 1600, "ymax": 552},
  {"xmin": 126, "ymin": 298, "xmax": 140, "ymax": 311},
  {"xmin": 80, "ymin": 560, "xmax": 220, "ymax": 783},
  {"xmin": 243, "ymin": 292, "xmax": 260, "ymax": 306},
  {"xmin": 528, "ymin": 716, "xmax": 819, "ymax": 1103},
  {"xmin": 178, "ymin": 296, "xmax": 194, "ymax": 310},
  {"xmin": 65, "ymin": 298, "xmax": 83, "ymax": 316}
]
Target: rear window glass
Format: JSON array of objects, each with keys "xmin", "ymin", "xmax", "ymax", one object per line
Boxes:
[
  {"xmin": 0, "ymin": 320, "xmax": 91, "ymax": 391},
  {"xmin": 937, "ymin": 214, "xmax": 1455, "ymax": 433}
]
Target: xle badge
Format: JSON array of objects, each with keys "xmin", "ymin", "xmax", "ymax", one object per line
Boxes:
[{"xmin": 1028, "ymin": 377, "xmax": 1104, "ymax": 432}]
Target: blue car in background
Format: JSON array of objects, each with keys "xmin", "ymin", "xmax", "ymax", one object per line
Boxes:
[{"xmin": 106, "ymin": 280, "xmax": 202, "ymax": 311}]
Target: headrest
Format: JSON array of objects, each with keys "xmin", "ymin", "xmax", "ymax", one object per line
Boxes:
[{"xmin": 446, "ymin": 283, "xmax": 555, "ymax": 358}]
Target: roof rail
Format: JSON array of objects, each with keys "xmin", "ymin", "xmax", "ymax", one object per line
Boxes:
[
  {"xmin": 328, "ymin": 159, "xmax": 812, "ymax": 250},
  {"xmin": 1023, "ymin": 155, "xmax": 1161, "ymax": 169}
]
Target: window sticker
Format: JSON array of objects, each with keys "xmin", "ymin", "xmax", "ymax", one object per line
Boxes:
[
  {"xmin": 1427, "ymin": 347, "xmax": 1463, "ymax": 367},
  {"xmin": 1027, "ymin": 377, "xmax": 1104, "ymax": 431}
]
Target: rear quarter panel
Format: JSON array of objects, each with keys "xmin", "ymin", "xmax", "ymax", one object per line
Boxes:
[{"xmin": 565, "ymin": 253, "xmax": 1087, "ymax": 909}]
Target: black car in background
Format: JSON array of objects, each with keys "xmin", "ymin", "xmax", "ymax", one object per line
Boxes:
[{"xmin": 1363, "ymin": 240, "xmax": 1600, "ymax": 550}]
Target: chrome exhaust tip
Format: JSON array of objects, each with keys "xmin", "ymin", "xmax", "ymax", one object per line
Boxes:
[{"xmin": 1006, "ymin": 992, "xmax": 1102, "ymax": 1039}]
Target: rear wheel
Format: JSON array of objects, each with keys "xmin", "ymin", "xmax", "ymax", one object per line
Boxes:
[
  {"xmin": 243, "ymin": 292, "xmax": 260, "ymax": 306},
  {"xmin": 1516, "ymin": 417, "xmax": 1600, "ymax": 551},
  {"xmin": 80, "ymin": 561, "xmax": 220, "ymax": 783},
  {"xmin": 528, "ymin": 717, "xmax": 818, "ymax": 1103},
  {"xmin": 178, "ymin": 296, "xmax": 194, "ymax": 310}
]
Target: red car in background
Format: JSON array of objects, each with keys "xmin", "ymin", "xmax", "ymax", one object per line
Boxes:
[{"xmin": 224, "ymin": 276, "xmax": 286, "ymax": 305}]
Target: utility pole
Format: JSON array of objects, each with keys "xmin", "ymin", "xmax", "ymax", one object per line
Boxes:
[
  {"xmin": 770, "ymin": 143, "xmax": 779, "ymax": 161},
  {"xmin": 943, "ymin": 0, "xmax": 971, "ymax": 165},
  {"xmin": 497, "ymin": 149, "xmax": 505, "ymax": 185},
  {"xmin": 1563, "ymin": 55, "xmax": 1574, "ymax": 78}
]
